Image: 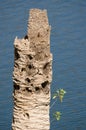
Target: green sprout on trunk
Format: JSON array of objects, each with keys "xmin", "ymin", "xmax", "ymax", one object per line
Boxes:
[{"xmin": 52, "ymin": 88, "xmax": 66, "ymax": 121}]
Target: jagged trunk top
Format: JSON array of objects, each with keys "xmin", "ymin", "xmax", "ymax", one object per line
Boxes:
[{"xmin": 12, "ymin": 9, "xmax": 52, "ymax": 130}]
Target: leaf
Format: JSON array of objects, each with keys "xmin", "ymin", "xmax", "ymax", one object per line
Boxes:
[
  {"xmin": 54, "ymin": 111, "xmax": 62, "ymax": 121},
  {"xmin": 52, "ymin": 95, "xmax": 57, "ymax": 99},
  {"xmin": 60, "ymin": 89, "xmax": 66, "ymax": 95},
  {"xmin": 58, "ymin": 89, "xmax": 66, "ymax": 102},
  {"xmin": 52, "ymin": 93, "xmax": 58, "ymax": 99}
]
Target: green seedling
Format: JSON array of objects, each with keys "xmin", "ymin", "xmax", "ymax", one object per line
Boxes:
[
  {"xmin": 53, "ymin": 111, "xmax": 62, "ymax": 121},
  {"xmin": 51, "ymin": 88, "xmax": 66, "ymax": 122},
  {"xmin": 53, "ymin": 88, "xmax": 66, "ymax": 102}
]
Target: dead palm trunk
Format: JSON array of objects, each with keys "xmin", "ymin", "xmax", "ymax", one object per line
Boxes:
[{"xmin": 12, "ymin": 9, "xmax": 52, "ymax": 130}]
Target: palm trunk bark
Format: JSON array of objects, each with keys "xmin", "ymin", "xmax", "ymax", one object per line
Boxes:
[{"xmin": 12, "ymin": 9, "xmax": 52, "ymax": 130}]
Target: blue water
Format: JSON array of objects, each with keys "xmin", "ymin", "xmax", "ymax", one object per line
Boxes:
[{"xmin": 0, "ymin": 0, "xmax": 86, "ymax": 130}]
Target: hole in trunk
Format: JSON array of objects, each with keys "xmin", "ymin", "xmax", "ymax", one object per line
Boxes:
[
  {"xmin": 13, "ymin": 116, "xmax": 14, "ymax": 123},
  {"xmin": 14, "ymin": 83, "xmax": 20, "ymax": 90},
  {"xmin": 21, "ymin": 68, "xmax": 25, "ymax": 71},
  {"xmin": 15, "ymin": 48, "xmax": 20, "ymax": 60},
  {"xmin": 28, "ymin": 55, "xmax": 33, "ymax": 60},
  {"xmin": 35, "ymin": 87, "xmax": 40, "ymax": 91},
  {"xmin": 26, "ymin": 113, "xmax": 29, "ymax": 118},
  {"xmin": 41, "ymin": 81, "xmax": 49, "ymax": 88},
  {"xmin": 28, "ymin": 64, "xmax": 33, "ymax": 69},
  {"xmin": 25, "ymin": 78, "xmax": 30, "ymax": 83},
  {"xmin": 26, "ymin": 87, "xmax": 32, "ymax": 92},
  {"xmin": 37, "ymin": 32, "xmax": 40, "ymax": 37},
  {"xmin": 24, "ymin": 35, "xmax": 28, "ymax": 39},
  {"xmin": 43, "ymin": 62, "xmax": 49, "ymax": 69}
]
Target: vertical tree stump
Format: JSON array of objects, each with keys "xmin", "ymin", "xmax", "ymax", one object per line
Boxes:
[{"xmin": 12, "ymin": 9, "xmax": 52, "ymax": 130}]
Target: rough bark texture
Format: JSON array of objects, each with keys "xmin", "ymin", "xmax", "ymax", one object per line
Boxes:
[{"xmin": 12, "ymin": 9, "xmax": 52, "ymax": 130}]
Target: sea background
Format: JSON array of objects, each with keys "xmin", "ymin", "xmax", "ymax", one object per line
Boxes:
[{"xmin": 0, "ymin": 0, "xmax": 86, "ymax": 130}]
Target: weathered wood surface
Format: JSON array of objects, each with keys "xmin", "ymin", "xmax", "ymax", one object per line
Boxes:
[{"xmin": 12, "ymin": 9, "xmax": 52, "ymax": 130}]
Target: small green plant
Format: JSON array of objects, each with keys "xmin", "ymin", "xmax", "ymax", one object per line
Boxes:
[
  {"xmin": 51, "ymin": 88, "xmax": 66, "ymax": 122},
  {"xmin": 53, "ymin": 111, "xmax": 62, "ymax": 121},
  {"xmin": 53, "ymin": 88, "xmax": 66, "ymax": 102}
]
